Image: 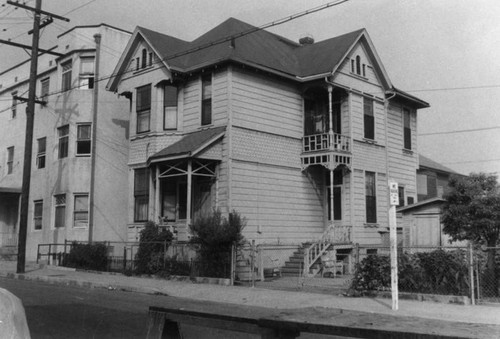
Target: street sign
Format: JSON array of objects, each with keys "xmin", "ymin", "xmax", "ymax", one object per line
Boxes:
[{"xmin": 389, "ymin": 181, "xmax": 399, "ymax": 206}]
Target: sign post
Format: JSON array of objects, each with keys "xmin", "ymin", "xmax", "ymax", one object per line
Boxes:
[{"xmin": 389, "ymin": 181, "xmax": 399, "ymax": 311}]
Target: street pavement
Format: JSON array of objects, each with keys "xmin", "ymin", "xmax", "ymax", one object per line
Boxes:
[{"xmin": 0, "ymin": 260, "xmax": 499, "ymax": 330}]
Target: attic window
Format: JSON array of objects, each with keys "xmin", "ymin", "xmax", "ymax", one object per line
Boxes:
[
  {"xmin": 141, "ymin": 49, "xmax": 147, "ymax": 69},
  {"xmin": 351, "ymin": 55, "xmax": 367, "ymax": 77},
  {"xmin": 149, "ymin": 52, "xmax": 153, "ymax": 67}
]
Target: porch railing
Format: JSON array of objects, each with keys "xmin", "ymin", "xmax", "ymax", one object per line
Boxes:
[
  {"xmin": 303, "ymin": 133, "xmax": 350, "ymax": 153},
  {"xmin": 0, "ymin": 232, "xmax": 18, "ymax": 247},
  {"xmin": 303, "ymin": 225, "xmax": 352, "ymax": 276}
]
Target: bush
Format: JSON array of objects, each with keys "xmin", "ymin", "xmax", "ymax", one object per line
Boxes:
[
  {"xmin": 65, "ymin": 242, "xmax": 108, "ymax": 271},
  {"xmin": 350, "ymin": 249, "xmax": 469, "ymax": 296},
  {"xmin": 189, "ymin": 209, "xmax": 246, "ymax": 278},
  {"xmin": 135, "ymin": 221, "xmax": 173, "ymax": 275}
]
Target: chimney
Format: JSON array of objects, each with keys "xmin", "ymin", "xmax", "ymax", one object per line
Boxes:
[{"xmin": 299, "ymin": 36, "xmax": 314, "ymax": 45}]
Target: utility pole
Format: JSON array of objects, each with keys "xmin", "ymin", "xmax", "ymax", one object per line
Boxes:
[{"xmin": 3, "ymin": 0, "xmax": 68, "ymax": 273}]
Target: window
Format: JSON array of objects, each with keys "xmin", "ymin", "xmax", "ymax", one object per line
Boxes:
[
  {"xmin": 58, "ymin": 125, "xmax": 69, "ymax": 159},
  {"xmin": 11, "ymin": 92, "xmax": 17, "ymax": 119},
  {"xmin": 149, "ymin": 52, "xmax": 153, "ymax": 67},
  {"xmin": 398, "ymin": 186, "xmax": 405, "ymax": 207},
  {"xmin": 74, "ymin": 194, "xmax": 89, "ymax": 227},
  {"xmin": 34, "ymin": 200, "xmax": 43, "ymax": 230},
  {"xmin": 54, "ymin": 194, "xmax": 66, "ymax": 228},
  {"xmin": 164, "ymin": 85, "xmax": 178, "ymax": 130},
  {"xmin": 134, "ymin": 168, "xmax": 149, "ymax": 222},
  {"xmin": 403, "ymin": 108, "xmax": 411, "ymax": 150},
  {"xmin": 6, "ymin": 146, "xmax": 14, "ymax": 174},
  {"xmin": 37, "ymin": 137, "xmax": 46, "ymax": 169},
  {"xmin": 61, "ymin": 60, "xmax": 72, "ymax": 92},
  {"xmin": 136, "ymin": 58, "xmax": 140, "ymax": 71},
  {"xmin": 201, "ymin": 74, "xmax": 212, "ymax": 126},
  {"xmin": 356, "ymin": 56, "xmax": 361, "ymax": 75},
  {"xmin": 326, "ymin": 170, "xmax": 343, "ymax": 221},
  {"xmin": 363, "ymin": 97, "xmax": 374, "ymax": 140},
  {"xmin": 41, "ymin": 78, "xmax": 50, "ymax": 99},
  {"xmin": 365, "ymin": 171, "xmax": 377, "ymax": 223},
  {"xmin": 141, "ymin": 49, "xmax": 147, "ymax": 69},
  {"xmin": 136, "ymin": 84, "xmax": 151, "ymax": 133},
  {"xmin": 79, "ymin": 57, "xmax": 95, "ymax": 89},
  {"xmin": 76, "ymin": 124, "xmax": 91, "ymax": 155}
]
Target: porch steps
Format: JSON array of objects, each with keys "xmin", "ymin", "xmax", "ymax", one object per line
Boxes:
[{"xmin": 281, "ymin": 243, "xmax": 321, "ymax": 277}]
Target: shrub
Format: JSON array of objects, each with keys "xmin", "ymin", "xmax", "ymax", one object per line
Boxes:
[
  {"xmin": 189, "ymin": 209, "xmax": 246, "ymax": 278},
  {"xmin": 350, "ymin": 249, "xmax": 469, "ymax": 296},
  {"xmin": 65, "ymin": 242, "xmax": 108, "ymax": 271},
  {"xmin": 135, "ymin": 221, "xmax": 173, "ymax": 275}
]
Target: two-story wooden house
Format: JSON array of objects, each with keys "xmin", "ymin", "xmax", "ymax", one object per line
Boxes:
[
  {"xmin": 0, "ymin": 24, "xmax": 131, "ymax": 261},
  {"xmin": 107, "ymin": 18, "xmax": 429, "ymax": 263}
]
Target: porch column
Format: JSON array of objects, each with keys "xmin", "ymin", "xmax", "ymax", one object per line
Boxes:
[
  {"xmin": 186, "ymin": 159, "xmax": 192, "ymax": 229},
  {"xmin": 327, "ymin": 85, "xmax": 334, "ymax": 140},
  {"xmin": 330, "ymin": 169, "xmax": 334, "ymax": 236},
  {"xmin": 155, "ymin": 165, "xmax": 160, "ymax": 223}
]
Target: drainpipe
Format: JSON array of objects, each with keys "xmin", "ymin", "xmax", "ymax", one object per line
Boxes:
[{"xmin": 88, "ymin": 33, "xmax": 101, "ymax": 243}]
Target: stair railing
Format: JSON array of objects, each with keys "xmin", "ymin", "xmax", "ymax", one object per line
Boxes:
[{"xmin": 303, "ymin": 225, "xmax": 336, "ymax": 276}]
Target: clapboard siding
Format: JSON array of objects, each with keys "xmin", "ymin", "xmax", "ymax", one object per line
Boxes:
[
  {"xmin": 231, "ymin": 69, "xmax": 303, "ymax": 139},
  {"xmin": 182, "ymin": 78, "xmax": 200, "ymax": 130},
  {"xmin": 231, "ymin": 160, "xmax": 324, "ymax": 242}
]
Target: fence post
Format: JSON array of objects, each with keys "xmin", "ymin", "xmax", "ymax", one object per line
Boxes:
[
  {"xmin": 251, "ymin": 240, "xmax": 255, "ymax": 288},
  {"xmin": 469, "ymin": 243, "xmax": 475, "ymax": 305},
  {"xmin": 230, "ymin": 243, "xmax": 235, "ymax": 286},
  {"xmin": 123, "ymin": 246, "xmax": 127, "ymax": 272}
]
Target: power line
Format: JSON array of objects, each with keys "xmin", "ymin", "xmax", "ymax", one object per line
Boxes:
[
  {"xmin": 442, "ymin": 158, "xmax": 500, "ymax": 165},
  {"xmin": 418, "ymin": 126, "xmax": 500, "ymax": 136},
  {"xmin": 406, "ymin": 84, "xmax": 500, "ymax": 93}
]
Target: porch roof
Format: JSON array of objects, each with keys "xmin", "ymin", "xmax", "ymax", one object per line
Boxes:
[
  {"xmin": 396, "ymin": 197, "xmax": 445, "ymax": 214},
  {"xmin": 0, "ymin": 187, "xmax": 21, "ymax": 194},
  {"xmin": 148, "ymin": 126, "xmax": 226, "ymax": 163}
]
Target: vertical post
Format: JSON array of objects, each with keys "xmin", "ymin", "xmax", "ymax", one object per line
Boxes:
[
  {"xmin": 17, "ymin": 0, "xmax": 42, "ymax": 274},
  {"xmin": 123, "ymin": 246, "xmax": 127, "ymax": 272},
  {"xmin": 330, "ymin": 169, "xmax": 334, "ymax": 236},
  {"xmin": 230, "ymin": 243, "xmax": 235, "ymax": 286},
  {"xmin": 88, "ymin": 33, "xmax": 101, "ymax": 243},
  {"xmin": 388, "ymin": 181, "xmax": 399, "ymax": 311},
  {"xmin": 469, "ymin": 243, "xmax": 475, "ymax": 305},
  {"xmin": 186, "ymin": 159, "xmax": 192, "ymax": 232},
  {"xmin": 251, "ymin": 239, "xmax": 255, "ymax": 288},
  {"xmin": 155, "ymin": 166, "xmax": 160, "ymax": 222}
]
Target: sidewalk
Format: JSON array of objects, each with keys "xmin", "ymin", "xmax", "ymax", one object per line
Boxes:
[{"xmin": 1, "ymin": 260, "xmax": 499, "ymax": 327}]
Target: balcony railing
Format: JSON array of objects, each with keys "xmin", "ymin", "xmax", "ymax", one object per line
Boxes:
[{"xmin": 303, "ymin": 132, "xmax": 350, "ymax": 153}]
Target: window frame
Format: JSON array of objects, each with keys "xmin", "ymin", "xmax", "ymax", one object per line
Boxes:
[
  {"xmin": 58, "ymin": 125, "xmax": 69, "ymax": 159},
  {"xmin": 134, "ymin": 168, "xmax": 149, "ymax": 222},
  {"xmin": 33, "ymin": 200, "xmax": 43, "ymax": 231},
  {"xmin": 61, "ymin": 59, "xmax": 72, "ymax": 92},
  {"xmin": 6, "ymin": 146, "xmax": 14, "ymax": 174},
  {"xmin": 76, "ymin": 123, "xmax": 91, "ymax": 156},
  {"xmin": 398, "ymin": 186, "xmax": 405, "ymax": 207},
  {"xmin": 163, "ymin": 84, "xmax": 178, "ymax": 130},
  {"xmin": 37, "ymin": 137, "xmax": 46, "ymax": 169},
  {"xmin": 136, "ymin": 84, "xmax": 151, "ymax": 134},
  {"xmin": 363, "ymin": 97, "xmax": 375, "ymax": 140},
  {"xmin": 141, "ymin": 49, "xmax": 147, "ymax": 69},
  {"xmin": 78, "ymin": 56, "xmax": 95, "ymax": 90},
  {"xmin": 201, "ymin": 74, "xmax": 212, "ymax": 126},
  {"xmin": 365, "ymin": 171, "xmax": 377, "ymax": 224},
  {"xmin": 403, "ymin": 108, "xmax": 412, "ymax": 150},
  {"xmin": 73, "ymin": 193, "xmax": 89, "ymax": 228},
  {"xmin": 40, "ymin": 78, "xmax": 50, "ymax": 99},
  {"xmin": 11, "ymin": 91, "xmax": 17, "ymax": 119},
  {"xmin": 54, "ymin": 194, "xmax": 66, "ymax": 228}
]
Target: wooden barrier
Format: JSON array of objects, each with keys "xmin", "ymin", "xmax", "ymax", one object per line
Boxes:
[{"xmin": 146, "ymin": 299, "xmax": 500, "ymax": 339}]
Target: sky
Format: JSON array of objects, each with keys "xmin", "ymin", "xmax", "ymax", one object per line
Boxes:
[{"xmin": 1, "ymin": 0, "xmax": 499, "ymax": 176}]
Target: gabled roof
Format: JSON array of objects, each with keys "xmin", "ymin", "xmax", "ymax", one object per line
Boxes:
[
  {"xmin": 397, "ymin": 197, "xmax": 445, "ymax": 213},
  {"xmin": 419, "ymin": 154, "xmax": 457, "ymax": 175},
  {"xmin": 107, "ymin": 18, "xmax": 425, "ymax": 108},
  {"xmin": 148, "ymin": 126, "xmax": 226, "ymax": 163}
]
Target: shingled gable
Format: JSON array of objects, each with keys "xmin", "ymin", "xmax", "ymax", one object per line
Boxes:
[{"xmin": 148, "ymin": 126, "xmax": 226, "ymax": 163}]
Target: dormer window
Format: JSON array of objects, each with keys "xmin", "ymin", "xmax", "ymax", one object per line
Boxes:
[{"xmin": 356, "ymin": 56, "xmax": 361, "ymax": 75}]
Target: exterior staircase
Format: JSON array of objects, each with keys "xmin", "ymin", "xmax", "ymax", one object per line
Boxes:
[{"xmin": 281, "ymin": 225, "xmax": 353, "ymax": 277}]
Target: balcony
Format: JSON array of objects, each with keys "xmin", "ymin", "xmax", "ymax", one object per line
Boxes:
[{"xmin": 301, "ymin": 132, "xmax": 351, "ymax": 170}]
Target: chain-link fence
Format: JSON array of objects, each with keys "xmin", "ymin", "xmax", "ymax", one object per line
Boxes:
[{"xmin": 473, "ymin": 246, "xmax": 500, "ymax": 303}]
